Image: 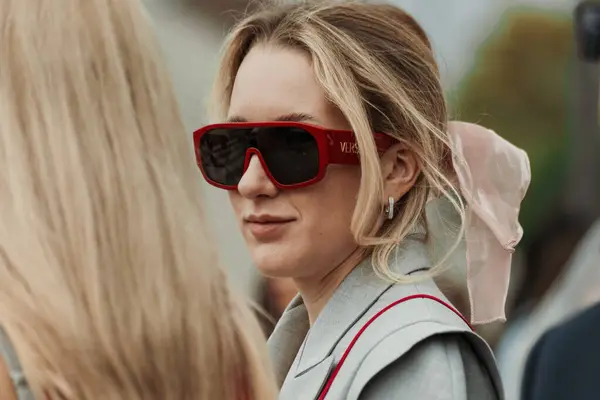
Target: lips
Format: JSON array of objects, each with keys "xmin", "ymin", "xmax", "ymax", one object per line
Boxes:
[
  {"xmin": 245, "ymin": 215, "xmax": 295, "ymax": 224},
  {"xmin": 244, "ymin": 215, "xmax": 295, "ymax": 240}
]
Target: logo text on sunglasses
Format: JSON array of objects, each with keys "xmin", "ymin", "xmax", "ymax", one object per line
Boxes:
[{"xmin": 340, "ymin": 142, "xmax": 359, "ymax": 155}]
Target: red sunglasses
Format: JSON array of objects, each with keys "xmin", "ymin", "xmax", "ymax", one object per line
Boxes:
[{"xmin": 193, "ymin": 121, "xmax": 395, "ymax": 190}]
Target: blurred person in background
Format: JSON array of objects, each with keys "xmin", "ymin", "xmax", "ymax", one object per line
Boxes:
[
  {"xmin": 0, "ymin": 0, "xmax": 276, "ymax": 399},
  {"xmin": 194, "ymin": 1, "xmax": 530, "ymax": 398},
  {"xmin": 520, "ymin": 219, "xmax": 600, "ymax": 400},
  {"xmin": 495, "ymin": 214, "xmax": 594, "ymax": 399}
]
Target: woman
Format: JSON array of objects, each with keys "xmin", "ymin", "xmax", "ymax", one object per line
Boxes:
[
  {"xmin": 194, "ymin": 1, "xmax": 530, "ymax": 399},
  {"xmin": 0, "ymin": 0, "xmax": 275, "ymax": 398}
]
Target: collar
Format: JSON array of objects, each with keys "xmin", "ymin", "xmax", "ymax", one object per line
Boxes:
[{"xmin": 267, "ymin": 236, "xmax": 430, "ymax": 382}]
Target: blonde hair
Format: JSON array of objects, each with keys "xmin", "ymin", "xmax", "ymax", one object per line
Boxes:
[
  {"xmin": 211, "ymin": 0, "xmax": 465, "ymax": 281},
  {"xmin": 0, "ymin": 0, "xmax": 275, "ymax": 398}
]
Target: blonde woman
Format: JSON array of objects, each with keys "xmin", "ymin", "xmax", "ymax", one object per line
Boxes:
[
  {"xmin": 194, "ymin": 1, "xmax": 531, "ymax": 399},
  {"xmin": 0, "ymin": 0, "xmax": 276, "ymax": 399}
]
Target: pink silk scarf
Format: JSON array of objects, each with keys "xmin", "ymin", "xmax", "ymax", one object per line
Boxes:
[{"xmin": 448, "ymin": 121, "xmax": 531, "ymax": 324}]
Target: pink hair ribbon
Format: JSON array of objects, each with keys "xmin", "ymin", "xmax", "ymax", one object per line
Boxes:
[{"xmin": 448, "ymin": 121, "xmax": 531, "ymax": 324}]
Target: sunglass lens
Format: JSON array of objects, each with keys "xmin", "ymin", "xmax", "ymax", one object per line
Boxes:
[
  {"xmin": 199, "ymin": 128, "xmax": 249, "ymax": 186},
  {"xmin": 257, "ymin": 127, "xmax": 320, "ymax": 185}
]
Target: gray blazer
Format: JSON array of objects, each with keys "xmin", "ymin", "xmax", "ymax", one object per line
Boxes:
[{"xmin": 268, "ymin": 238, "xmax": 504, "ymax": 400}]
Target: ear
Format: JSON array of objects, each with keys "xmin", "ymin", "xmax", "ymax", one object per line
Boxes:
[{"xmin": 380, "ymin": 142, "xmax": 420, "ymax": 203}]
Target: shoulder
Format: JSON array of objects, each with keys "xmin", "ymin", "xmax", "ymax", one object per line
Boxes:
[
  {"xmin": 347, "ymin": 328, "xmax": 500, "ymax": 400},
  {"xmin": 357, "ymin": 335, "xmax": 469, "ymax": 400},
  {"xmin": 522, "ymin": 303, "xmax": 600, "ymax": 399},
  {"xmin": 0, "ymin": 328, "xmax": 27, "ymax": 400},
  {"xmin": 0, "ymin": 357, "xmax": 18, "ymax": 400},
  {"xmin": 546, "ymin": 302, "xmax": 600, "ymax": 345},
  {"xmin": 528, "ymin": 302, "xmax": 600, "ymax": 366},
  {"xmin": 340, "ymin": 280, "xmax": 502, "ymax": 399}
]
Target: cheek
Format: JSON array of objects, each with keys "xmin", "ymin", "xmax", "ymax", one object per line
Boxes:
[
  {"xmin": 318, "ymin": 165, "xmax": 361, "ymax": 207},
  {"xmin": 239, "ymin": 166, "xmax": 363, "ymax": 279},
  {"xmin": 294, "ymin": 166, "xmax": 361, "ymax": 246}
]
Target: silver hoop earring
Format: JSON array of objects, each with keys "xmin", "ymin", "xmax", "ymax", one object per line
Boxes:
[{"xmin": 384, "ymin": 196, "xmax": 395, "ymax": 220}]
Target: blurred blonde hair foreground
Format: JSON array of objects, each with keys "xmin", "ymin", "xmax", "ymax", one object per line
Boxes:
[{"xmin": 0, "ymin": 0, "xmax": 275, "ymax": 398}]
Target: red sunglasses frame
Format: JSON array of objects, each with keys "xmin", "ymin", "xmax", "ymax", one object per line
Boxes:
[{"xmin": 192, "ymin": 121, "xmax": 396, "ymax": 190}]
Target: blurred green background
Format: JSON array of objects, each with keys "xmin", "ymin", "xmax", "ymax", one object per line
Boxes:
[{"xmin": 452, "ymin": 8, "xmax": 574, "ymax": 247}]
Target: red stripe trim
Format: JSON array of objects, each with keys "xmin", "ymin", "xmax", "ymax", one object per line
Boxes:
[{"xmin": 318, "ymin": 294, "xmax": 471, "ymax": 399}]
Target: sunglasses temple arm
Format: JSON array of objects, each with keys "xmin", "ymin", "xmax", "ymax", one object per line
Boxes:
[
  {"xmin": 327, "ymin": 130, "xmax": 361, "ymax": 165},
  {"xmin": 327, "ymin": 131, "xmax": 395, "ymax": 164}
]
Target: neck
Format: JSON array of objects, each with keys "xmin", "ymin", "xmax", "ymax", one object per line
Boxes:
[{"xmin": 294, "ymin": 248, "xmax": 367, "ymax": 326}]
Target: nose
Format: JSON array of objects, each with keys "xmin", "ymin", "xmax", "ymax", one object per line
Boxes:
[{"xmin": 237, "ymin": 154, "xmax": 278, "ymax": 199}]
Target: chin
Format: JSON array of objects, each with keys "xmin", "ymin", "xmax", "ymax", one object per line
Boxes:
[{"xmin": 249, "ymin": 242, "xmax": 300, "ymax": 278}]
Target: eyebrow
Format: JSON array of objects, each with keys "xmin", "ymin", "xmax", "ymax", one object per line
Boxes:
[{"xmin": 226, "ymin": 112, "xmax": 318, "ymax": 123}]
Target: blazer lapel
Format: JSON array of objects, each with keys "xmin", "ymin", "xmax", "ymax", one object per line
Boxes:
[
  {"xmin": 279, "ymin": 354, "xmax": 336, "ymax": 400},
  {"xmin": 268, "ymin": 295, "xmax": 310, "ymax": 387}
]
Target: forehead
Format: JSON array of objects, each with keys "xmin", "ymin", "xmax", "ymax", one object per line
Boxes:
[{"xmin": 228, "ymin": 44, "xmax": 343, "ymax": 126}]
